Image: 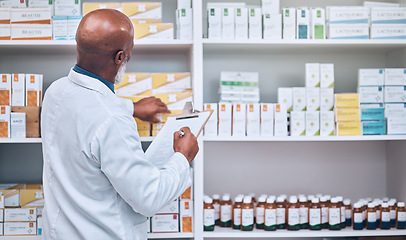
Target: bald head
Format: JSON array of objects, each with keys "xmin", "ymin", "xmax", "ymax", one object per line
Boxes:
[{"xmin": 75, "ymin": 9, "xmax": 134, "ymax": 84}]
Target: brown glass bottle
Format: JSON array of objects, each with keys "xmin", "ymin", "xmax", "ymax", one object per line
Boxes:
[
  {"xmin": 299, "ymin": 196, "xmax": 309, "ymax": 229},
  {"xmin": 256, "ymin": 196, "xmax": 266, "ymax": 229},
  {"xmin": 389, "ymin": 201, "xmax": 397, "ymax": 228},
  {"xmin": 396, "ymin": 202, "xmax": 406, "ymax": 229},
  {"xmin": 320, "ymin": 196, "xmax": 329, "ymax": 229},
  {"xmin": 329, "ymin": 198, "xmax": 341, "ymax": 230},
  {"xmin": 241, "ymin": 196, "xmax": 254, "ymax": 231},
  {"xmin": 337, "ymin": 196, "xmax": 345, "ymax": 229},
  {"xmin": 264, "ymin": 197, "xmax": 277, "ymax": 231},
  {"xmin": 212, "ymin": 194, "xmax": 221, "ymax": 226},
  {"xmin": 366, "ymin": 203, "xmax": 377, "ymax": 230},
  {"xmin": 309, "ymin": 198, "xmax": 321, "ymax": 230},
  {"xmin": 204, "ymin": 197, "xmax": 215, "ymax": 231},
  {"xmin": 232, "ymin": 196, "xmax": 243, "ymax": 230},
  {"xmin": 276, "ymin": 196, "xmax": 286, "ymax": 229},
  {"xmin": 380, "ymin": 202, "xmax": 391, "ymax": 229},
  {"xmin": 220, "ymin": 194, "xmax": 232, "ymax": 227},
  {"xmin": 287, "ymin": 197, "xmax": 300, "ymax": 231},
  {"xmin": 353, "ymin": 203, "xmax": 363, "ymax": 230},
  {"xmin": 344, "ymin": 199, "xmax": 352, "ymax": 227}
]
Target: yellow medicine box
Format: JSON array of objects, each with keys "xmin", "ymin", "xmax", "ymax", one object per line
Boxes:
[
  {"xmin": 336, "ymin": 122, "xmax": 362, "ymax": 136},
  {"xmin": 133, "ymin": 23, "xmax": 174, "ymax": 40},
  {"xmin": 138, "ymin": 129, "xmax": 150, "ymax": 137},
  {"xmin": 20, "ymin": 189, "xmax": 44, "ymax": 208},
  {"xmin": 335, "ymin": 93, "xmax": 359, "ymax": 108},
  {"xmin": 83, "ymin": 3, "xmax": 123, "ymax": 16},
  {"xmin": 335, "ymin": 108, "xmax": 360, "ymax": 122},
  {"xmin": 152, "ymin": 73, "xmax": 191, "ymax": 90},
  {"xmin": 122, "ymin": 2, "xmax": 162, "ymax": 19},
  {"xmin": 115, "ymin": 73, "xmax": 152, "ymax": 97},
  {"xmin": 134, "ymin": 117, "xmax": 150, "ymax": 131},
  {"xmin": 153, "ymin": 89, "xmax": 192, "ymax": 106}
]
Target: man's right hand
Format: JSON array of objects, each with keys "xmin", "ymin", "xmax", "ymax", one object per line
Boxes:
[{"xmin": 173, "ymin": 127, "xmax": 199, "ymax": 164}]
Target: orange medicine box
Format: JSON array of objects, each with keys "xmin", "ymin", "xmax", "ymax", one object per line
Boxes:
[
  {"xmin": 25, "ymin": 74, "xmax": 43, "ymax": 107},
  {"xmin": 0, "ymin": 74, "xmax": 11, "ymax": 106},
  {"xmin": 180, "ymin": 200, "xmax": 193, "ymax": 233},
  {"xmin": 4, "ymin": 208, "xmax": 36, "ymax": 222},
  {"xmin": 11, "ymin": 74, "xmax": 25, "ymax": 107},
  {"xmin": 4, "ymin": 222, "xmax": 36, "ymax": 236},
  {"xmin": 151, "ymin": 214, "xmax": 179, "ymax": 233},
  {"xmin": 0, "ymin": 106, "xmax": 10, "ymax": 138}
]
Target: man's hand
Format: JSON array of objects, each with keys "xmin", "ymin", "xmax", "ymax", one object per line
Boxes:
[
  {"xmin": 173, "ymin": 127, "xmax": 199, "ymax": 164},
  {"xmin": 133, "ymin": 97, "xmax": 170, "ymax": 123}
]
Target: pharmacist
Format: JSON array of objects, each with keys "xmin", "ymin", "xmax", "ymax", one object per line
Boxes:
[{"xmin": 41, "ymin": 9, "xmax": 198, "ymax": 240}]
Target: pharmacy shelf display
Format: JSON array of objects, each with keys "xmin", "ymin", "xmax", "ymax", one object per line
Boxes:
[{"xmin": 1, "ymin": 0, "xmax": 406, "ymax": 239}]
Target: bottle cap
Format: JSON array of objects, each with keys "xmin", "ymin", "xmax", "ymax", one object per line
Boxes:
[
  {"xmin": 344, "ymin": 199, "xmax": 351, "ymax": 205},
  {"xmin": 383, "ymin": 197, "xmax": 389, "ymax": 202},
  {"xmin": 390, "ymin": 198, "xmax": 397, "ymax": 203},
  {"xmin": 260, "ymin": 194, "xmax": 268, "ymax": 199},
  {"xmin": 243, "ymin": 196, "xmax": 252, "ymax": 204},
  {"xmin": 354, "ymin": 203, "xmax": 361, "ymax": 208},
  {"xmin": 389, "ymin": 201, "xmax": 395, "ymax": 207},
  {"xmin": 398, "ymin": 202, "xmax": 405, "ymax": 207},
  {"xmin": 331, "ymin": 198, "xmax": 338, "ymax": 203},
  {"xmin": 316, "ymin": 194, "xmax": 323, "ymax": 198},
  {"xmin": 289, "ymin": 196, "xmax": 298, "ymax": 202},
  {"xmin": 382, "ymin": 203, "xmax": 389, "ymax": 208},
  {"xmin": 299, "ymin": 196, "xmax": 307, "ymax": 203},
  {"xmin": 236, "ymin": 194, "xmax": 244, "ymax": 199},
  {"xmin": 325, "ymin": 195, "xmax": 331, "ymax": 200},
  {"xmin": 222, "ymin": 195, "xmax": 230, "ymax": 201},
  {"xmin": 368, "ymin": 203, "xmax": 375, "ymax": 208},
  {"xmin": 259, "ymin": 196, "xmax": 267, "ymax": 203},
  {"xmin": 320, "ymin": 196, "xmax": 327, "ymax": 202},
  {"xmin": 268, "ymin": 195, "xmax": 276, "ymax": 200},
  {"xmin": 336, "ymin": 196, "xmax": 343, "ymax": 201},
  {"xmin": 235, "ymin": 196, "xmax": 243, "ymax": 203},
  {"xmin": 276, "ymin": 196, "xmax": 284, "ymax": 203},
  {"xmin": 280, "ymin": 194, "xmax": 287, "ymax": 199},
  {"xmin": 205, "ymin": 197, "xmax": 213, "ymax": 204},
  {"xmin": 290, "ymin": 198, "xmax": 298, "ymax": 204},
  {"xmin": 212, "ymin": 194, "xmax": 220, "ymax": 200},
  {"xmin": 312, "ymin": 198, "xmax": 319, "ymax": 203},
  {"xmin": 266, "ymin": 197, "xmax": 275, "ymax": 204},
  {"xmin": 308, "ymin": 195, "xmax": 315, "ymax": 201}
]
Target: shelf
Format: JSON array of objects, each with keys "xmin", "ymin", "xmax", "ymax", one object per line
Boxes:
[
  {"xmin": 0, "ymin": 233, "xmax": 194, "ymax": 239},
  {"xmin": 0, "ymin": 137, "xmax": 154, "ymax": 143},
  {"xmin": 202, "ymin": 39, "xmax": 406, "ymax": 54},
  {"xmin": 203, "ymin": 135, "xmax": 406, "ymax": 142},
  {"xmin": 203, "ymin": 227, "xmax": 406, "ymax": 238}
]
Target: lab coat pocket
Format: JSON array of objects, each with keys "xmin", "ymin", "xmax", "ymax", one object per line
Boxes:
[{"xmin": 132, "ymin": 221, "xmax": 148, "ymax": 240}]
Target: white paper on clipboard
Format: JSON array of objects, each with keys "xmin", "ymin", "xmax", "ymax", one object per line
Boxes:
[{"xmin": 145, "ymin": 110, "xmax": 212, "ymax": 169}]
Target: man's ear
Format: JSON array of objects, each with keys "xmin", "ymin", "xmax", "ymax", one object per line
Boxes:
[{"xmin": 114, "ymin": 50, "xmax": 124, "ymax": 65}]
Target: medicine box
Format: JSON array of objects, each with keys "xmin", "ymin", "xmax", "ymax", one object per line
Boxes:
[
  {"xmin": 358, "ymin": 86, "xmax": 384, "ymax": 103},
  {"xmin": 335, "ymin": 108, "xmax": 360, "ymax": 122},
  {"xmin": 306, "ymin": 63, "xmax": 320, "ymax": 88},
  {"xmin": 222, "ymin": 7, "xmax": 235, "ymax": 39},
  {"xmin": 360, "ymin": 103, "xmax": 384, "ymax": 108},
  {"xmin": 371, "ymin": 24, "xmax": 406, "ymax": 39},
  {"xmin": 320, "ymin": 111, "xmax": 335, "ymax": 136},
  {"xmin": 0, "ymin": 222, "xmax": 2, "ymax": 235},
  {"xmin": 306, "ymin": 88, "xmax": 320, "ymax": 111},
  {"xmin": 67, "ymin": 16, "xmax": 81, "ymax": 40},
  {"xmin": 306, "ymin": 111, "xmax": 320, "ymax": 136},
  {"xmin": 387, "ymin": 117, "xmax": 406, "ymax": 135},
  {"xmin": 232, "ymin": 103, "xmax": 246, "ymax": 136},
  {"xmin": 328, "ymin": 7, "xmax": 370, "ymax": 24},
  {"xmin": 328, "ymin": 24, "xmax": 369, "ymax": 39},
  {"xmin": 122, "ymin": 2, "xmax": 162, "ymax": 19},
  {"xmin": 204, "ymin": 103, "xmax": 218, "ymax": 136},
  {"xmin": 133, "ymin": 23, "xmax": 174, "ymax": 40},
  {"xmin": 0, "ymin": 73, "xmax": 11, "ymax": 106},
  {"xmin": 4, "ymin": 222, "xmax": 36, "ymax": 236},
  {"xmin": 361, "ymin": 108, "xmax": 385, "ymax": 121},
  {"xmin": 384, "ymin": 68, "xmax": 406, "ymax": 86},
  {"xmin": 176, "ymin": 8, "xmax": 193, "ymax": 40},
  {"xmin": 296, "ymin": 8, "xmax": 310, "ymax": 39},
  {"xmin": 10, "ymin": 112, "xmax": 25, "ymax": 138},
  {"xmin": 151, "ymin": 214, "xmax": 179, "ymax": 233},
  {"xmin": 364, "ymin": 1, "xmax": 400, "ymax": 8},
  {"xmin": 385, "ymin": 103, "xmax": 406, "ymax": 118},
  {"xmin": 263, "ymin": 13, "xmax": 281, "ymax": 40},
  {"xmin": 115, "ymin": 73, "xmax": 152, "ymax": 97},
  {"xmin": 180, "ymin": 186, "xmax": 193, "ymax": 201},
  {"xmin": 248, "ymin": 8, "xmax": 262, "ymax": 40},
  {"xmin": 0, "ymin": 0, "xmax": 27, "ymax": 8},
  {"xmin": 218, "ymin": 103, "xmax": 232, "ymax": 136},
  {"xmin": 0, "ymin": 106, "xmax": 10, "ymax": 138},
  {"xmin": 260, "ymin": 103, "xmax": 274, "ymax": 136},
  {"xmin": 83, "ymin": 3, "xmax": 123, "ymax": 16},
  {"xmin": 4, "ymin": 208, "xmax": 36, "ymax": 222},
  {"xmin": 371, "ymin": 7, "xmax": 406, "ymax": 24},
  {"xmin": 336, "ymin": 122, "xmax": 362, "ymax": 136},
  {"xmin": 358, "ymin": 69, "xmax": 385, "ymax": 86},
  {"xmin": 10, "ymin": 8, "xmax": 51, "ymax": 24},
  {"xmin": 0, "ymin": 209, "xmax": 3, "ymax": 222},
  {"xmin": 261, "ymin": 0, "xmax": 279, "ymax": 15},
  {"xmin": 290, "ymin": 111, "xmax": 305, "ymax": 136},
  {"xmin": 311, "ymin": 8, "xmax": 325, "ymax": 39},
  {"xmin": 362, "ymin": 121, "xmax": 386, "ymax": 135},
  {"xmin": 282, "ymin": 8, "xmax": 296, "ymax": 40},
  {"xmin": 208, "ymin": 7, "xmax": 221, "ymax": 39},
  {"xmin": 335, "ymin": 93, "xmax": 359, "ymax": 108},
  {"xmin": 278, "ymin": 88, "xmax": 293, "ymax": 112},
  {"xmin": 0, "ymin": 24, "xmax": 10, "ymax": 40},
  {"xmin": 11, "ymin": 24, "xmax": 52, "ymax": 40},
  {"xmin": 54, "ymin": 0, "xmax": 80, "ymax": 16},
  {"xmin": 384, "ymin": 86, "xmax": 406, "ymax": 103},
  {"xmin": 320, "ymin": 64, "xmax": 334, "ymax": 88},
  {"xmin": 153, "ymin": 72, "xmax": 191, "ymax": 91},
  {"xmin": 293, "ymin": 87, "xmax": 306, "ymax": 111},
  {"xmin": 156, "ymin": 199, "xmax": 179, "ymax": 214},
  {"xmin": 158, "ymin": 91, "xmax": 192, "ymax": 110},
  {"xmin": 53, "ymin": 16, "xmax": 68, "ymax": 40},
  {"xmin": 274, "ymin": 103, "xmax": 287, "ymax": 136},
  {"xmin": 180, "ymin": 200, "xmax": 193, "ymax": 233},
  {"xmin": 246, "ymin": 103, "xmax": 260, "ymax": 136},
  {"xmin": 20, "ymin": 189, "xmax": 44, "ymax": 208},
  {"xmin": 235, "ymin": 7, "xmax": 248, "ymax": 40},
  {"xmin": 25, "ymin": 74, "xmax": 43, "ymax": 107},
  {"xmin": 28, "ymin": 0, "xmax": 52, "ymax": 9},
  {"xmin": 0, "ymin": 195, "xmax": 4, "ymax": 209}
]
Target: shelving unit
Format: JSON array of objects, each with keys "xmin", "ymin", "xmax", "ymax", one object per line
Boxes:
[
  {"xmin": 0, "ymin": 233, "xmax": 194, "ymax": 239},
  {"xmin": 1, "ymin": 0, "xmax": 406, "ymax": 239}
]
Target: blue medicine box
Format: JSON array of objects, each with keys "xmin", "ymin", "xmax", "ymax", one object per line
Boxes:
[
  {"xmin": 362, "ymin": 121, "xmax": 386, "ymax": 135},
  {"xmin": 361, "ymin": 108, "xmax": 385, "ymax": 121}
]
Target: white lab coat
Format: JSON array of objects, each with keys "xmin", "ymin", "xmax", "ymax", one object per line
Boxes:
[{"xmin": 41, "ymin": 69, "xmax": 192, "ymax": 240}]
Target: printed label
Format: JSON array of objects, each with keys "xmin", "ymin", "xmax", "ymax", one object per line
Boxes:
[
  {"xmin": 276, "ymin": 208, "xmax": 286, "ymax": 224},
  {"xmin": 288, "ymin": 208, "xmax": 300, "ymax": 226},
  {"xmin": 354, "ymin": 213, "xmax": 363, "ymax": 223},
  {"xmin": 398, "ymin": 212, "xmax": 406, "ymax": 221},
  {"xmin": 265, "ymin": 209, "xmax": 276, "ymax": 226},
  {"xmin": 300, "ymin": 207, "xmax": 309, "ymax": 224},
  {"xmin": 345, "ymin": 209, "xmax": 352, "ymax": 220},
  {"xmin": 329, "ymin": 208, "xmax": 341, "ymax": 225},
  {"xmin": 309, "ymin": 208, "xmax": 321, "ymax": 226},
  {"xmin": 321, "ymin": 207, "xmax": 329, "ymax": 223},
  {"xmin": 368, "ymin": 212, "xmax": 377, "ymax": 222},
  {"xmin": 204, "ymin": 209, "xmax": 215, "ymax": 226},
  {"xmin": 242, "ymin": 209, "xmax": 254, "ymax": 226},
  {"xmin": 256, "ymin": 207, "xmax": 265, "ymax": 224},
  {"xmin": 382, "ymin": 212, "xmax": 390, "ymax": 222},
  {"xmin": 221, "ymin": 205, "xmax": 232, "ymax": 222},
  {"xmin": 233, "ymin": 208, "xmax": 241, "ymax": 226}
]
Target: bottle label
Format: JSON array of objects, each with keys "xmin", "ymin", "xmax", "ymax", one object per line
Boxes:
[
  {"xmin": 276, "ymin": 208, "xmax": 286, "ymax": 224},
  {"xmin": 309, "ymin": 208, "xmax": 321, "ymax": 226},
  {"xmin": 204, "ymin": 209, "xmax": 215, "ymax": 227},
  {"xmin": 345, "ymin": 209, "xmax": 352, "ymax": 220},
  {"xmin": 288, "ymin": 208, "xmax": 300, "ymax": 226},
  {"xmin": 321, "ymin": 207, "xmax": 329, "ymax": 224},
  {"xmin": 300, "ymin": 207, "xmax": 309, "ymax": 224},
  {"xmin": 398, "ymin": 212, "xmax": 406, "ymax": 222},
  {"xmin": 390, "ymin": 210, "xmax": 397, "ymax": 220},
  {"xmin": 242, "ymin": 208, "xmax": 254, "ymax": 227},
  {"xmin": 213, "ymin": 203, "xmax": 220, "ymax": 220},
  {"xmin": 221, "ymin": 205, "xmax": 232, "ymax": 222},
  {"xmin": 329, "ymin": 208, "xmax": 340, "ymax": 225},
  {"xmin": 234, "ymin": 208, "xmax": 242, "ymax": 226},
  {"xmin": 381, "ymin": 212, "xmax": 390, "ymax": 222},
  {"xmin": 368, "ymin": 212, "xmax": 377, "ymax": 222},
  {"xmin": 256, "ymin": 207, "xmax": 265, "ymax": 224},
  {"xmin": 354, "ymin": 213, "xmax": 363, "ymax": 223},
  {"xmin": 265, "ymin": 209, "xmax": 276, "ymax": 226},
  {"xmin": 341, "ymin": 206, "xmax": 345, "ymax": 222}
]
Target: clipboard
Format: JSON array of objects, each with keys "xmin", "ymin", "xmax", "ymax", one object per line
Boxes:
[{"xmin": 144, "ymin": 102, "xmax": 213, "ymax": 168}]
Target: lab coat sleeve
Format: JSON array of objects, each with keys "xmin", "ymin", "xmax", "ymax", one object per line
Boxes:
[
  {"xmin": 119, "ymin": 97, "xmax": 134, "ymax": 116},
  {"xmin": 90, "ymin": 114, "xmax": 192, "ymax": 217}
]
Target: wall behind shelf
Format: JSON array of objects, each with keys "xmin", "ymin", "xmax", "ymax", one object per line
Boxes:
[{"xmin": 204, "ymin": 141, "xmax": 387, "ymax": 200}]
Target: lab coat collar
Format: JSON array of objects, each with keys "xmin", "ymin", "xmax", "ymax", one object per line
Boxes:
[
  {"xmin": 68, "ymin": 68, "xmax": 116, "ymax": 97},
  {"xmin": 73, "ymin": 65, "xmax": 115, "ymax": 93}
]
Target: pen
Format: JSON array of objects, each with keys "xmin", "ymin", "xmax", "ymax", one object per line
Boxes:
[{"xmin": 180, "ymin": 130, "xmax": 185, "ymax": 138}]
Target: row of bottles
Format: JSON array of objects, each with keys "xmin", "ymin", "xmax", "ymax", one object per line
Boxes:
[{"xmin": 203, "ymin": 193, "xmax": 406, "ymax": 231}]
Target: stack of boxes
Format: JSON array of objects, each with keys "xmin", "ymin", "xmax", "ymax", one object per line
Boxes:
[
  {"xmin": 176, "ymin": 0, "xmax": 193, "ymax": 40},
  {"xmin": 10, "ymin": 7, "xmax": 52, "ymax": 40},
  {"xmin": 114, "ymin": 72, "xmax": 192, "ymax": 137},
  {"xmin": 334, "ymin": 93, "xmax": 361, "ymax": 136},
  {"xmin": 371, "ymin": 7, "xmax": 406, "ymax": 39},
  {"xmin": 0, "ymin": 73, "xmax": 42, "ymax": 138},
  {"xmin": 0, "ymin": 184, "xmax": 44, "ymax": 236},
  {"xmin": 327, "ymin": 7, "xmax": 370, "ymax": 40},
  {"xmin": 384, "ymin": 69, "xmax": 406, "ymax": 135},
  {"xmin": 262, "ymin": 0, "xmax": 281, "ymax": 40}
]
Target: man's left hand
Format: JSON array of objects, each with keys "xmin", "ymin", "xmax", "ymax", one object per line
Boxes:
[{"xmin": 133, "ymin": 97, "xmax": 171, "ymax": 123}]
